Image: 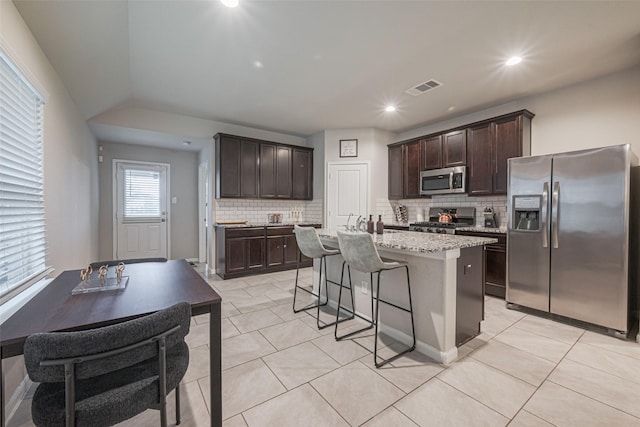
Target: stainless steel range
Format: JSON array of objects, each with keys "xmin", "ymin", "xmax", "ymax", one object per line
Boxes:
[{"xmin": 409, "ymin": 207, "xmax": 475, "ymax": 234}]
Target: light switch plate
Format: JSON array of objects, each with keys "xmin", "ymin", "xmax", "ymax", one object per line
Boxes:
[{"xmin": 171, "ymin": 196, "xmax": 177, "ymax": 204}]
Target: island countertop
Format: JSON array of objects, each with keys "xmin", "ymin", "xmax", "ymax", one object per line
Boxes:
[
  {"xmin": 316, "ymin": 229, "xmax": 497, "ymax": 254},
  {"xmin": 215, "ymin": 222, "xmax": 321, "ymax": 228}
]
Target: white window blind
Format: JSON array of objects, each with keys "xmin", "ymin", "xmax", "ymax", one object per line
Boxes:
[
  {"xmin": 123, "ymin": 169, "xmax": 161, "ymax": 218},
  {"xmin": 0, "ymin": 50, "xmax": 46, "ymax": 299}
]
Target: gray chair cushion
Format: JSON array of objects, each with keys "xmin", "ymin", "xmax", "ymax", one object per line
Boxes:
[
  {"xmin": 89, "ymin": 258, "xmax": 167, "ymax": 268},
  {"xmin": 294, "ymin": 225, "xmax": 339, "ymax": 259},
  {"xmin": 24, "ymin": 302, "xmax": 192, "ymax": 427},
  {"xmin": 336, "ymin": 231, "xmax": 403, "ymax": 273},
  {"xmin": 31, "ymin": 342, "xmax": 189, "ymax": 427},
  {"xmin": 25, "ymin": 302, "xmax": 191, "ymax": 382}
]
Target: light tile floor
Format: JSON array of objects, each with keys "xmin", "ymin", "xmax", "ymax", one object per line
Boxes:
[{"xmin": 8, "ymin": 265, "xmax": 640, "ymax": 426}]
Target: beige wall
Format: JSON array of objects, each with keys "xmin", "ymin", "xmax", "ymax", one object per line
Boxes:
[
  {"xmin": 97, "ymin": 142, "xmax": 199, "ymax": 260},
  {"xmin": 1, "ymin": 0, "xmax": 99, "ymax": 415},
  {"xmin": 397, "ymin": 65, "xmax": 640, "ymax": 157}
]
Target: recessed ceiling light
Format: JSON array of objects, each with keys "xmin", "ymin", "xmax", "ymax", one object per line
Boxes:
[
  {"xmin": 254, "ymin": 61, "xmax": 264, "ymax": 69},
  {"xmin": 506, "ymin": 56, "xmax": 522, "ymax": 66},
  {"xmin": 385, "ymin": 105, "xmax": 396, "ymax": 112},
  {"xmin": 448, "ymin": 106, "xmax": 455, "ymax": 112},
  {"xmin": 182, "ymin": 141, "xmax": 192, "ymax": 146},
  {"xmin": 220, "ymin": 0, "xmax": 239, "ymax": 8}
]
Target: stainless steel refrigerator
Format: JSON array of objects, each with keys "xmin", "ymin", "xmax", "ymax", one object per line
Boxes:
[{"xmin": 507, "ymin": 144, "xmax": 639, "ymax": 334}]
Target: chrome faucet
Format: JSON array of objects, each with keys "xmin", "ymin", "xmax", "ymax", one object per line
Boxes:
[
  {"xmin": 355, "ymin": 216, "xmax": 366, "ymax": 232},
  {"xmin": 346, "ymin": 213, "xmax": 355, "ymax": 231}
]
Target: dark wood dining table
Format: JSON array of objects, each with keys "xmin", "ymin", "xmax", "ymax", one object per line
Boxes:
[{"xmin": 0, "ymin": 259, "xmax": 222, "ymax": 427}]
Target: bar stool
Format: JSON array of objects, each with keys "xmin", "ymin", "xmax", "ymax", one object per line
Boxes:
[
  {"xmin": 293, "ymin": 225, "xmax": 353, "ymax": 329},
  {"xmin": 335, "ymin": 231, "xmax": 416, "ymax": 368}
]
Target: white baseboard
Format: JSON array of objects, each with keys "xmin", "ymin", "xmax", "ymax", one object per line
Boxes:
[
  {"xmin": 325, "ymin": 300, "xmax": 457, "ymax": 364},
  {"xmin": 206, "ymin": 264, "xmax": 216, "ymax": 276},
  {"xmin": 379, "ymin": 322, "xmax": 458, "ymax": 364},
  {"xmin": 6, "ymin": 375, "xmax": 32, "ymax": 423},
  {"xmin": 185, "ymin": 257, "xmax": 199, "ymax": 263}
]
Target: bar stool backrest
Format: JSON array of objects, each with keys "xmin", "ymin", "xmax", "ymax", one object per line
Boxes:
[
  {"xmin": 336, "ymin": 231, "xmax": 385, "ymax": 273},
  {"xmin": 294, "ymin": 225, "xmax": 337, "ymax": 258}
]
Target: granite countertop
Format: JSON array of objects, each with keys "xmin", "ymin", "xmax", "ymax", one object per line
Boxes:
[
  {"xmin": 215, "ymin": 222, "xmax": 321, "ymax": 228},
  {"xmin": 456, "ymin": 226, "xmax": 507, "ymax": 234},
  {"xmin": 316, "ymin": 229, "xmax": 497, "ymax": 254}
]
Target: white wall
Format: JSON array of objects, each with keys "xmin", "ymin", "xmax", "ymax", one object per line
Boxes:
[
  {"xmin": 322, "ymin": 128, "xmax": 397, "ymax": 218},
  {"xmin": 97, "ymin": 142, "xmax": 199, "ymax": 260},
  {"xmin": 90, "ymin": 106, "xmax": 308, "ymax": 147},
  {"xmin": 1, "ymin": 0, "xmax": 99, "ymax": 417},
  {"xmin": 398, "ymin": 65, "xmax": 640, "ymax": 156}
]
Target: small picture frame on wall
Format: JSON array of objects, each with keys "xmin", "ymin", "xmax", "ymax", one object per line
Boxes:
[{"xmin": 339, "ymin": 139, "xmax": 358, "ymax": 158}]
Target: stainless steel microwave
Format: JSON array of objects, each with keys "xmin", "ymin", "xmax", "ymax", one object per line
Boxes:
[{"xmin": 420, "ymin": 166, "xmax": 466, "ymax": 196}]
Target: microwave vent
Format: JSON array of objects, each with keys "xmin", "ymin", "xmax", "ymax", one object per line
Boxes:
[{"xmin": 405, "ymin": 79, "xmax": 443, "ymax": 96}]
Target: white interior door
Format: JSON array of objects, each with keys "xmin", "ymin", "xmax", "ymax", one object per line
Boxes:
[
  {"xmin": 114, "ymin": 161, "xmax": 169, "ymax": 260},
  {"xmin": 327, "ymin": 162, "xmax": 369, "ymax": 229},
  {"xmin": 198, "ymin": 163, "xmax": 208, "ymax": 263}
]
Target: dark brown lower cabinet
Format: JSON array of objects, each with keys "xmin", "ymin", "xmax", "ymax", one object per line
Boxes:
[
  {"xmin": 216, "ymin": 225, "xmax": 319, "ymax": 279},
  {"xmin": 456, "ymin": 246, "xmax": 484, "ymax": 347},
  {"xmin": 218, "ymin": 227, "xmax": 265, "ymax": 276},
  {"xmin": 457, "ymin": 231, "xmax": 507, "ymax": 299},
  {"xmin": 267, "ymin": 236, "xmax": 284, "ymax": 267},
  {"xmin": 247, "ymin": 237, "xmax": 266, "ymax": 271}
]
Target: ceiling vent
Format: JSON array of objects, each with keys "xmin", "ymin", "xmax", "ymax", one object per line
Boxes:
[{"xmin": 404, "ymin": 79, "xmax": 443, "ymax": 96}]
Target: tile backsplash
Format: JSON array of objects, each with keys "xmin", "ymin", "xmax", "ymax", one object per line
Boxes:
[
  {"xmin": 215, "ymin": 199, "xmax": 323, "ymax": 224},
  {"xmin": 377, "ymin": 195, "xmax": 508, "ymax": 227}
]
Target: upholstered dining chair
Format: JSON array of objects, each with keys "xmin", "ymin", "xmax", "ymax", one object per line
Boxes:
[
  {"xmin": 89, "ymin": 258, "xmax": 167, "ymax": 268},
  {"xmin": 24, "ymin": 302, "xmax": 191, "ymax": 427}
]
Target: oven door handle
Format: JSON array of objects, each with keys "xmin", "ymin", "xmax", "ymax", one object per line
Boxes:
[{"xmin": 449, "ymin": 172, "xmax": 453, "ymax": 190}]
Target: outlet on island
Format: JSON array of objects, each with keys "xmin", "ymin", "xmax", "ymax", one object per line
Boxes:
[{"xmin": 360, "ymin": 281, "xmax": 369, "ymax": 295}]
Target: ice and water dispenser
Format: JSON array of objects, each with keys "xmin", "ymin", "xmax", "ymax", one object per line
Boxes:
[{"xmin": 513, "ymin": 196, "xmax": 541, "ymax": 231}]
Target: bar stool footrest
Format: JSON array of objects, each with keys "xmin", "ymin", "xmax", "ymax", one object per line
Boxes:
[
  {"xmin": 335, "ymin": 323, "xmax": 374, "ymax": 341},
  {"xmin": 374, "ymin": 343, "xmax": 417, "ymax": 368}
]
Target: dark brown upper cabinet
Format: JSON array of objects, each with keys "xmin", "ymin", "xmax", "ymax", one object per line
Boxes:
[
  {"xmin": 389, "ymin": 145, "xmax": 404, "ymax": 200},
  {"xmin": 215, "ymin": 133, "xmax": 313, "ymax": 200},
  {"xmin": 292, "ymin": 148, "xmax": 313, "ymax": 200},
  {"xmin": 421, "ymin": 135, "xmax": 443, "ymax": 170},
  {"xmin": 493, "ymin": 114, "xmax": 527, "ymax": 194},
  {"xmin": 215, "ymin": 134, "xmax": 259, "ymax": 198},
  {"xmin": 388, "ymin": 144, "xmax": 404, "ymax": 200},
  {"xmin": 241, "ymin": 140, "xmax": 260, "ymax": 198},
  {"xmin": 261, "ymin": 144, "xmax": 292, "ymax": 199},
  {"xmin": 442, "ymin": 129, "xmax": 467, "ymax": 167},
  {"xmin": 467, "ymin": 111, "xmax": 533, "ymax": 195},
  {"xmin": 388, "ymin": 109, "xmax": 533, "ymax": 199},
  {"xmin": 467, "ymin": 123, "xmax": 493, "ymax": 195},
  {"xmin": 403, "ymin": 140, "xmax": 422, "ymax": 198}
]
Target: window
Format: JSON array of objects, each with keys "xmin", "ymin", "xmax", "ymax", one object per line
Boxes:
[
  {"xmin": 123, "ymin": 168, "xmax": 161, "ymax": 218},
  {"xmin": 0, "ymin": 50, "xmax": 46, "ymax": 299}
]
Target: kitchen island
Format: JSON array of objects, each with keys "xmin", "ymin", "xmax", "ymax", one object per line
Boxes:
[{"xmin": 314, "ymin": 229, "xmax": 497, "ymax": 363}]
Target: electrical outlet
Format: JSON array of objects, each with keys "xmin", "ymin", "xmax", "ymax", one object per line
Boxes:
[{"xmin": 360, "ymin": 281, "xmax": 369, "ymax": 295}]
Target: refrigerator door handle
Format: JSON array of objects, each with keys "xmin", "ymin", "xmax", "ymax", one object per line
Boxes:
[
  {"xmin": 552, "ymin": 181, "xmax": 560, "ymax": 248},
  {"xmin": 541, "ymin": 182, "xmax": 549, "ymax": 248}
]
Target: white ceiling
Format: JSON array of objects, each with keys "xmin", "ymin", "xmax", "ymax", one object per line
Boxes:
[{"xmin": 14, "ymin": 0, "xmax": 640, "ymax": 139}]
